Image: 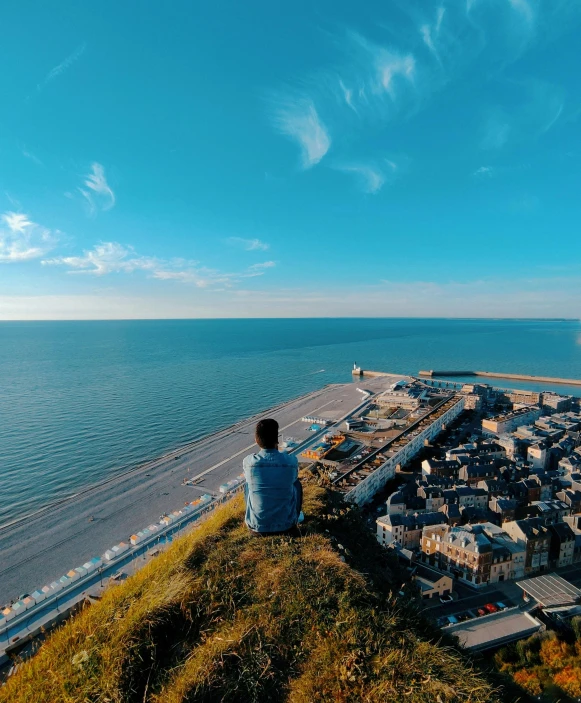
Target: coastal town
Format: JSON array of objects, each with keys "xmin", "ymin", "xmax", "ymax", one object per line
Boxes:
[{"xmin": 2, "ymin": 369, "xmax": 581, "ymax": 669}]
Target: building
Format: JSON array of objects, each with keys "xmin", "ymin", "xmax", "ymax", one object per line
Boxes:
[
  {"xmin": 548, "ymin": 523, "xmax": 576, "ymax": 568},
  {"xmin": 421, "ymin": 458, "xmax": 459, "ymax": 478},
  {"xmin": 482, "ymin": 407, "xmax": 542, "ymax": 436},
  {"xmin": 376, "ymin": 512, "xmax": 446, "ymax": 550},
  {"xmin": 528, "ymin": 442, "xmax": 548, "ymax": 470},
  {"xmin": 503, "ymin": 518, "xmax": 551, "ymax": 575},
  {"xmin": 542, "ymin": 393, "xmax": 573, "ymax": 414},
  {"xmin": 341, "ymin": 395, "xmax": 465, "ymax": 505},
  {"xmin": 489, "ymin": 497, "xmax": 518, "ymax": 523},
  {"xmin": 458, "ymin": 463, "xmax": 497, "ymax": 485},
  {"xmin": 421, "ymin": 524, "xmax": 493, "ymax": 588},
  {"xmin": 412, "ymin": 563, "xmax": 453, "ymax": 600},
  {"xmin": 524, "ymin": 500, "xmax": 571, "ymax": 525}
]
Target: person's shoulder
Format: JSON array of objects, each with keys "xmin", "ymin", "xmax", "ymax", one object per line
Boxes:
[
  {"xmin": 281, "ymin": 451, "xmax": 298, "ymax": 466},
  {"xmin": 243, "ymin": 453, "xmax": 261, "ymax": 469}
]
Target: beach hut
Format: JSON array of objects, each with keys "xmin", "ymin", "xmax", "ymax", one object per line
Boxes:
[
  {"xmin": 89, "ymin": 556, "xmax": 102, "ymax": 570},
  {"xmin": 103, "ymin": 549, "xmax": 116, "ymax": 561},
  {"xmin": 130, "ymin": 534, "xmax": 141, "ymax": 545},
  {"xmin": 22, "ymin": 596, "xmax": 36, "ymax": 610},
  {"xmin": 1, "ymin": 606, "xmax": 15, "ymax": 622},
  {"xmin": 142, "ymin": 528, "xmax": 151, "ymax": 538},
  {"xmin": 0, "ymin": 612, "xmax": 5, "ymax": 629},
  {"xmin": 218, "ymin": 484, "xmax": 228, "ymax": 494},
  {"xmin": 31, "ymin": 589, "xmax": 46, "ymax": 604},
  {"xmin": 74, "ymin": 566, "xmax": 88, "ymax": 579},
  {"xmin": 41, "ymin": 585, "xmax": 52, "ymax": 598},
  {"xmin": 11, "ymin": 600, "xmax": 25, "ymax": 616},
  {"xmin": 49, "ymin": 580, "xmax": 63, "ymax": 593},
  {"xmin": 59, "ymin": 575, "xmax": 72, "ymax": 588},
  {"xmin": 115, "ymin": 542, "xmax": 129, "ymax": 555},
  {"xmin": 66, "ymin": 569, "xmax": 80, "ymax": 583}
]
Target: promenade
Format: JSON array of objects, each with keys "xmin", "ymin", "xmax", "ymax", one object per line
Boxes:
[{"xmin": 0, "ymin": 376, "xmax": 400, "ymax": 606}]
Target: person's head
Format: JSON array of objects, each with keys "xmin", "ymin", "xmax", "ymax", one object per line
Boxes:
[{"xmin": 255, "ymin": 418, "xmax": 279, "ymax": 449}]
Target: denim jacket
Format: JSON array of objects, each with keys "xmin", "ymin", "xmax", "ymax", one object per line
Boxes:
[{"xmin": 243, "ymin": 448, "xmax": 299, "ymax": 533}]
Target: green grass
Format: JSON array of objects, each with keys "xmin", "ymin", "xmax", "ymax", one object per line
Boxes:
[{"xmin": 0, "ymin": 482, "xmax": 506, "ymax": 703}]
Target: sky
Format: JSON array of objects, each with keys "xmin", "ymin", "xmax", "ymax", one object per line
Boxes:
[{"xmin": 0, "ymin": 0, "xmax": 580, "ymax": 319}]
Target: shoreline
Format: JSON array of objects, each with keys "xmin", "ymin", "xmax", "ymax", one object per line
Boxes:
[
  {"xmin": 0, "ymin": 384, "xmax": 337, "ymax": 534},
  {"xmin": 0, "ymin": 379, "xmax": 382, "ymax": 605}
]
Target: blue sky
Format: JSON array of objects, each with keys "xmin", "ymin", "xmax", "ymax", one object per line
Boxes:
[{"xmin": 0, "ymin": 0, "xmax": 580, "ymax": 319}]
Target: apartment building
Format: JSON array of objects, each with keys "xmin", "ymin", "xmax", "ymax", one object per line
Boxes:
[
  {"xmin": 503, "ymin": 518, "xmax": 551, "ymax": 575},
  {"xmin": 482, "ymin": 407, "xmax": 542, "ymax": 436},
  {"xmin": 376, "ymin": 512, "xmax": 446, "ymax": 550},
  {"xmin": 421, "ymin": 524, "xmax": 493, "ymax": 588}
]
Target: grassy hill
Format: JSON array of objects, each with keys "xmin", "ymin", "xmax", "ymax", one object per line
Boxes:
[{"xmin": 0, "ymin": 482, "xmax": 507, "ymax": 703}]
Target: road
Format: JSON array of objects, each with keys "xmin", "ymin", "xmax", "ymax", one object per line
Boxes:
[{"xmin": 0, "ymin": 375, "xmax": 401, "ymax": 605}]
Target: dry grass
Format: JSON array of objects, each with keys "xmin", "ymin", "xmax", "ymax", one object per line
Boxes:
[{"xmin": 0, "ymin": 484, "xmax": 504, "ymax": 703}]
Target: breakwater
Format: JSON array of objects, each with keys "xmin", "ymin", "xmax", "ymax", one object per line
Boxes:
[{"xmin": 417, "ymin": 370, "xmax": 581, "ymax": 387}]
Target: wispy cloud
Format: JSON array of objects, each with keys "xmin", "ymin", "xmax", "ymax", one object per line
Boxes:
[
  {"xmin": 473, "ymin": 165, "xmax": 494, "ymax": 177},
  {"xmin": 21, "ymin": 148, "xmax": 44, "ymax": 167},
  {"xmin": 248, "ymin": 261, "xmax": 276, "ymax": 271},
  {"xmin": 338, "ymin": 79, "xmax": 357, "ymax": 113},
  {"xmin": 335, "ymin": 158, "xmax": 398, "ymax": 194},
  {"xmin": 78, "ymin": 163, "xmax": 115, "ymax": 215},
  {"xmin": 272, "ymin": 97, "xmax": 331, "ymax": 168},
  {"xmin": 0, "ymin": 212, "xmax": 59, "ymax": 262},
  {"xmin": 335, "ymin": 164, "xmax": 385, "ymax": 194},
  {"xmin": 37, "ymin": 43, "xmax": 86, "ymax": 91},
  {"xmin": 42, "ymin": 242, "xmax": 277, "ymax": 288},
  {"xmin": 228, "ymin": 237, "xmax": 269, "ymax": 251}
]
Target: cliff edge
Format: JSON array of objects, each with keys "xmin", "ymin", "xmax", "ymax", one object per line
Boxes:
[{"xmin": 0, "ymin": 483, "xmax": 504, "ymax": 703}]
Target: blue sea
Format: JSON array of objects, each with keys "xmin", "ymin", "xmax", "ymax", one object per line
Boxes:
[{"xmin": 1, "ymin": 318, "xmax": 580, "ymax": 525}]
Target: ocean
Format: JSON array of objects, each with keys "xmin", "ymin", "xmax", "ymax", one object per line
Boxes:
[{"xmin": 1, "ymin": 318, "xmax": 580, "ymax": 526}]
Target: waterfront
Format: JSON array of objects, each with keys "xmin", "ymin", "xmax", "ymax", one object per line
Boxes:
[{"xmin": 1, "ymin": 318, "xmax": 580, "ymax": 527}]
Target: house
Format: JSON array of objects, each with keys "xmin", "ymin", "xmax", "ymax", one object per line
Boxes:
[
  {"xmin": 556, "ymin": 489, "xmax": 581, "ymax": 513},
  {"xmin": 439, "ymin": 503, "xmax": 462, "ymax": 526},
  {"xmin": 421, "ymin": 458, "xmax": 459, "ymax": 478},
  {"xmin": 548, "ymin": 522, "xmax": 576, "ymax": 568},
  {"xmin": 458, "ymin": 463, "xmax": 497, "ymax": 485},
  {"xmin": 455, "ymin": 486, "xmax": 487, "ymax": 510},
  {"xmin": 376, "ymin": 512, "xmax": 446, "ymax": 550},
  {"xmin": 489, "ymin": 496, "xmax": 518, "ymax": 523},
  {"xmin": 524, "ymin": 500, "xmax": 571, "ymax": 525},
  {"xmin": 412, "ymin": 563, "xmax": 453, "ymax": 599},
  {"xmin": 503, "ymin": 518, "xmax": 551, "ymax": 575},
  {"xmin": 416, "ymin": 485, "xmax": 445, "ymax": 512},
  {"xmin": 528, "ymin": 442, "xmax": 549, "ymax": 470}
]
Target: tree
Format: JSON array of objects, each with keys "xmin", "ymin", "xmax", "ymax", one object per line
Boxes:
[
  {"xmin": 513, "ymin": 668, "xmax": 543, "ymax": 696},
  {"xmin": 554, "ymin": 666, "xmax": 581, "ymax": 698}
]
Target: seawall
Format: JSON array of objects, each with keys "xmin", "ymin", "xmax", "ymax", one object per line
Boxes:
[{"xmin": 418, "ymin": 370, "xmax": 581, "ymax": 387}]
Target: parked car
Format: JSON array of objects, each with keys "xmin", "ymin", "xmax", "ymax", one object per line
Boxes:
[
  {"xmin": 440, "ymin": 594, "xmax": 453, "ymax": 603},
  {"xmin": 477, "ymin": 608, "xmax": 487, "ymax": 616},
  {"xmin": 484, "ymin": 603, "xmax": 499, "ymax": 613},
  {"xmin": 496, "ymin": 602, "xmax": 508, "ymax": 610},
  {"xmin": 447, "ymin": 615, "xmax": 459, "ymax": 624}
]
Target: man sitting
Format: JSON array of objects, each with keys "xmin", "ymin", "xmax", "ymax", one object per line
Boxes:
[{"xmin": 243, "ymin": 418, "xmax": 303, "ymax": 536}]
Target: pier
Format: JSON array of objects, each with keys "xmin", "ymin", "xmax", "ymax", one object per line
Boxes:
[{"xmin": 417, "ymin": 370, "xmax": 581, "ymax": 387}]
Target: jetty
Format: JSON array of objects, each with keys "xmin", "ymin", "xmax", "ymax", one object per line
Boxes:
[{"xmin": 417, "ymin": 370, "xmax": 581, "ymax": 387}]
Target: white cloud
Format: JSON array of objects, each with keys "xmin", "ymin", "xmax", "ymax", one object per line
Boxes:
[
  {"xmin": 248, "ymin": 261, "xmax": 276, "ymax": 271},
  {"xmin": 272, "ymin": 98, "xmax": 331, "ymax": 168},
  {"xmin": 42, "ymin": 242, "xmax": 157, "ymax": 275},
  {"xmin": 338, "ymin": 79, "xmax": 357, "ymax": 113},
  {"xmin": 38, "ymin": 43, "xmax": 86, "ymax": 91},
  {"xmin": 473, "ymin": 165, "xmax": 494, "ymax": 176},
  {"xmin": 79, "ymin": 163, "xmax": 115, "ymax": 215},
  {"xmin": 42, "ymin": 242, "xmax": 277, "ymax": 287},
  {"xmin": 228, "ymin": 237, "xmax": 269, "ymax": 251},
  {"xmin": 336, "ymin": 164, "xmax": 385, "ymax": 194},
  {"xmin": 0, "ymin": 212, "xmax": 58, "ymax": 262}
]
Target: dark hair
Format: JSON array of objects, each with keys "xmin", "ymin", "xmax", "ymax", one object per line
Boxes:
[{"xmin": 255, "ymin": 418, "xmax": 279, "ymax": 449}]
